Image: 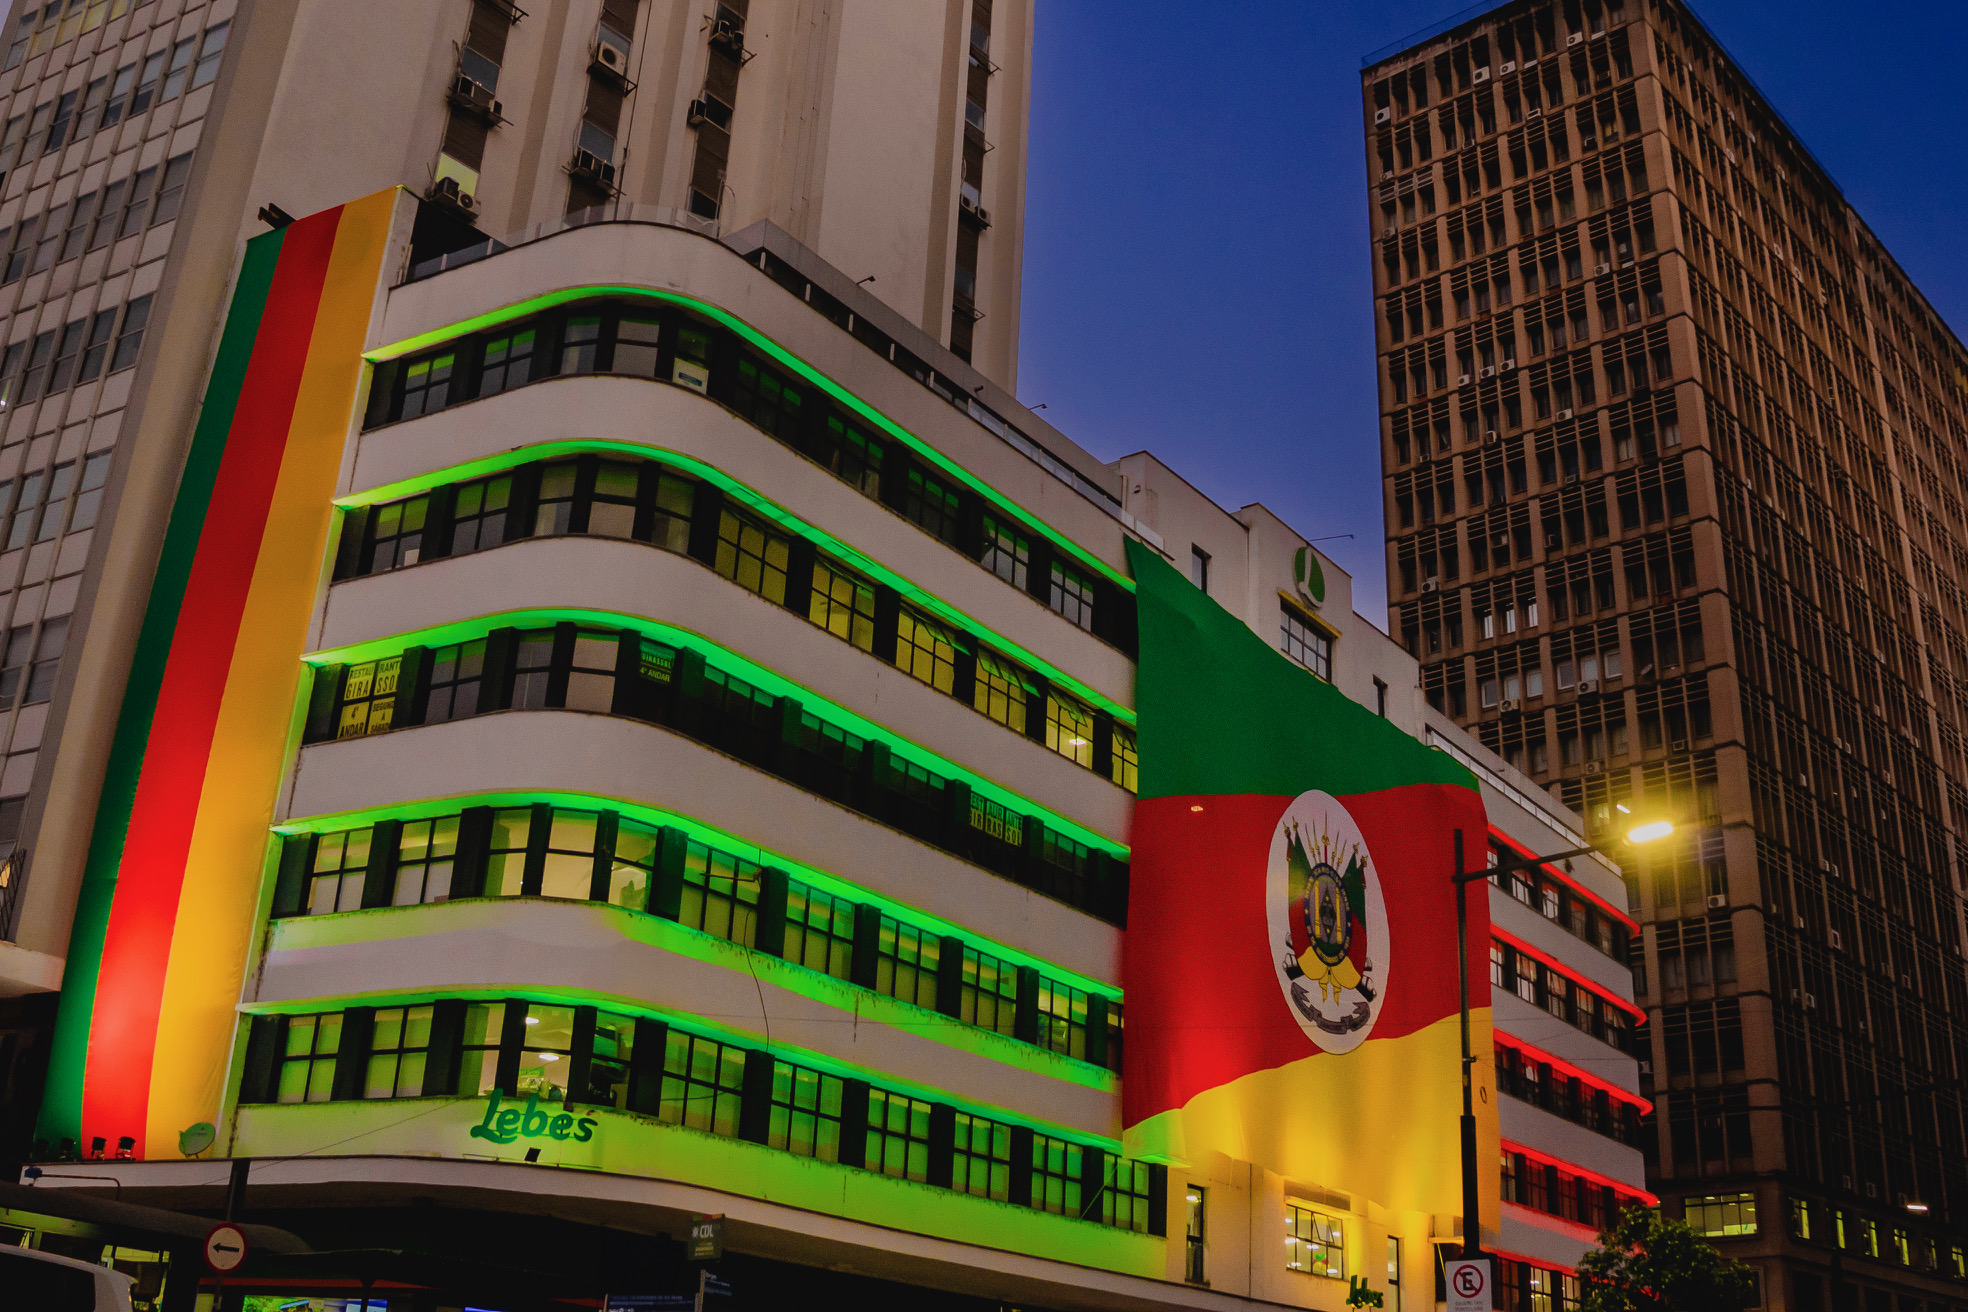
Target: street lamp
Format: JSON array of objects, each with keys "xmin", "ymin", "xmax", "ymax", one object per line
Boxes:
[{"xmin": 1452, "ymin": 815, "xmax": 1674, "ymax": 1260}]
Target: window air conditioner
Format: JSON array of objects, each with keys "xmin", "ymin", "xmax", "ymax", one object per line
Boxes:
[
  {"xmin": 1583, "ymin": 761, "xmax": 1603, "ymax": 775},
  {"xmin": 1840, "ymin": 1174, "xmax": 1854, "ymax": 1191},
  {"xmin": 1576, "ymin": 678, "xmax": 1599, "ymax": 695},
  {"xmin": 1421, "ymin": 578, "xmax": 1440, "ymax": 593},
  {"xmin": 1901, "ymin": 973, "xmax": 1913, "ymax": 989},
  {"xmin": 593, "ymin": 40, "xmax": 628, "ymax": 76},
  {"xmin": 1663, "ymin": 664, "xmax": 1680, "ymax": 677},
  {"xmin": 1567, "ymin": 32, "xmax": 1584, "ymax": 45},
  {"xmin": 1564, "ymin": 472, "xmax": 1578, "ymax": 485},
  {"xmin": 1707, "ymin": 894, "xmax": 1726, "ymax": 909},
  {"xmin": 1480, "ymin": 365, "xmax": 1496, "ymax": 378},
  {"xmin": 572, "ymin": 149, "xmax": 617, "ymax": 186},
  {"xmin": 427, "ymin": 176, "xmax": 476, "ymax": 213},
  {"xmin": 1384, "ymin": 225, "xmax": 1398, "ymax": 237},
  {"xmin": 1502, "ymin": 358, "xmax": 1516, "ymax": 370},
  {"xmin": 1499, "ymin": 698, "xmax": 1521, "ymax": 714},
  {"xmin": 710, "ymin": 17, "xmax": 745, "ymax": 51},
  {"xmin": 1545, "ymin": 533, "xmax": 1561, "ymax": 549},
  {"xmin": 1458, "ymin": 374, "xmax": 1471, "ymax": 385},
  {"xmin": 1499, "ymin": 61, "xmax": 1516, "ymax": 74},
  {"xmin": 1526, "ymin": 107, "xmax": 1542, "ymax": 118},
  {"xmin": 1637, "ymin": 1059, "xmax": 1652, "ymax": 1077},
  {"xmin": 687, "ymin": 98, "xmax": 710, "ymax": 126},
  {"xmin": 1596, "ymin": 263, "xmax": 1612, "ymax": 275},
  {"xmin": 1492, "ymin": 533, "xmax": 1509, "ymax": 548},
  {"xmin": 453, "ymin": 73, "xmax": 496, "ymax": 112},
  {"xmin": 1484, "ymin": 430, "xmax": 1501, "ymax": 445},
  {"xmin": 1557, "ymin": 408, "xmax": 1574, "ymax": 420},
  {"xmin": 1670, "ymin": 738, "xmax": 1687, "ymax": 752},
  {"xmin": 1864, "ymin": 1183, "xmax": 1878, "ymax": 1200},
  {"xmin": 1828, "ymin": 929, "xmax": 1842, "ymax": 949},
  {"xmin": 1375, "ymin": 108, "xmax": 1392, "ymax": 124},
  {"xmin": 1473, "ymin": 67, "xmax": 1491, "ymax": 83},
  {"xmin": 1803, "ymin": 992, "xmax": 1817, "ymax": 1010}
]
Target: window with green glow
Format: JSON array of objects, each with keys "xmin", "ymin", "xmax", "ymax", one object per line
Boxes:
[
  {"xmin": 660, "ymin": 1030, "xmax": 745, "ymax": 1136},
  {"xmin": 973, "ymin": 648, "xmax": 1028, "ymax": 734},
  {"xmin": 608, "ymin": 818, "xmax": 659, "ymax": 908},
  {"xmin": 400, "ymin": 351, "xmax": 455, "ymax": 419},
  {"xmin": 1285, "ymin": 1203, "xmax": 1345, "ymax": 1277},
  {"xmin": 783, "ymin": 881, "xmax": 855, "ymax": 979},
  {"xmin": 715, "ymin": 506, "xmax": 789, "ymax": 604},
  {"xmin": 1048, "ymin": 561, "xmax": 1095, "ymax": 633},
  {"xmin": 518, "ymin": 1003, "xmax": 576, "ymax": 1102},
  {"xmin": 1110, "ymin": 723, "xmax": 1138, "ymax": 792},
  {"xmin": 808, "ymin": 554, "xmax": 876, "ymax": 652},
  {"xmin": 978, "ymin": 514, "xmax": 1029, "ymax": 589},
  {"xmin": 277, "ymin": 1013, "xmax": 340, "ymax": 1103},
  {"xmin": 423, "ymin": 638, "xmax": 487, "ymax": 724},
  {"xmin": 478, "ymin": 326, "xmax": 536, "ymax": 396},
  {"xmin": 953, "ymin": 1111, "xmax": 1011, "ymax": 1200},
  {"xmin": 865, "ymin": 1089, "xmax": 933, "ymax": 1183},
  {"xmin": 768, "ymin": 1058, "xmax": 843, "ymax": 1162},
  {"xmin": 364, "ymin": 1005, "xmax": 434, "ymax": 1099},
  {"xmin": 461, "ymin": 1002, "xmax": 506, "ymax": 1095},
  {"xmin": 1104, "ymin": 1156, "xmax": 1154, "ymax": 1232},
  {"xmin": 335, "ymin": 657, "xmax": 399, "ymax": 739},
  {"xmin": 681, "ymin": 839, "xmax": 760, "ymax": 946},
  {"xmin": 1685, "ymin": 1192, "xmax": 1757, "ymax": 1237},
  {"xmin": 960, "ymin": 946, "xmax": 1018, "ymax": 1037},
  {"xmin": 732, "ymin": 354, "xmax": 806, "ymax": 441},
  {"xmin": 874, "ymin": 916, "xmax": 940, "ymax": 1011},
  {"xmin": 903, "ymin": 467, "xmax": 961, "ymax": 545},
  {"xmin": 484, "ymin": 807, "xmax": 533, "ymax": 897},
  {"xmin": 826, "ymin": 413, "xmax": 883, "ymax": 499},
  {"xmin": 448, "ymin": 473, "xmax": 513, "ymax": 556},
  {"xmin": 1045, "ymin": 691, "xmax": 1095, "ymax": 768},
  {"xmin": 365, "ymin": 495, "xmax": 427, "ymax": 573},
  {"xmin": 1029, "ymin": 1134, "xmax": 1083, "ymax": 1216},
  {"xmin": 391, "ymin": 816, "xmax": 458, "ymax": 906},
  {"xmin": 1034, "ymin": 978, "xmax": 1090, "ymax": 1063},
  {"xmin": 540, "ymin": 810, "xmax": 600, "ymax": 900},
  {"xmin": 307, "ymin": 828, "xmax": 371, "ymax": 915},
  {"xmin": 894, "ymin": 608, "xmax": 957, "ymax": 695},
  {"xmin": 585, "ymin": 1010, "xmax": 637, "ymax": 1108}
]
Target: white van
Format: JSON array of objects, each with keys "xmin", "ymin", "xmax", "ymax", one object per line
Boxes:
[{"xmin": 0, "ymin": 1243, "xmax": 137, "ymax": 1312}]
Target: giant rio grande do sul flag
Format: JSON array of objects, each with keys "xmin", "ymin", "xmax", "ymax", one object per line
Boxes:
[
  {"xmin": 38, "ymin": 190, "xmax": 399, "ymax": 1157},
  {"xmin": 1122, "ymin": 538, "xmax": 1500, "ymax": 1231}
]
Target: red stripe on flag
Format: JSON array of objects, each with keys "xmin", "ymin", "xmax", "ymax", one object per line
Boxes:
[
  {"xmin": 80, "ymin": 208, "xmax": 341, "ymax": 1150},
  {"xmin": 1122, "ymin": 782, "xmax": 1489, "ymax": 1131}
]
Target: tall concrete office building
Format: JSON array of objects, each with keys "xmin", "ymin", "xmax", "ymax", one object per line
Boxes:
[
  {"xmin": 1364, "ymin": 4, "xmax": 1968, "ymax": 1312},
  {"xmin": 0, "ymin": 0, "xmax": 1030, "ymax": 1146}
]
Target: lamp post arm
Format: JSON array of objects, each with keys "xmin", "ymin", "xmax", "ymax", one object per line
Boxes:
[{"xmin": 1462, "ymin": 842, "xmax": 1606, "ymax": 884}]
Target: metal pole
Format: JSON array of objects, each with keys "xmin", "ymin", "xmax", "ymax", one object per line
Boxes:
[{"xmin": 1455, "ymin": 828, "xmax": 1482, "ymax": 1260}]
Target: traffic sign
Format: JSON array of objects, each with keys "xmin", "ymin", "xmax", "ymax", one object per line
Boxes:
[
  {"xmin": 203, "ymin": 1223, "xmax": 249, "ymax": 1275},
  {"xmin": 1446, "ymin": 1258, "xmax": 1492, "ymax": 1312}
]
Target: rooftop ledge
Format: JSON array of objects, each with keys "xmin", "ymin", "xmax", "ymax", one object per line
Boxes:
[{"xmin": 396, "ymin": 203, "xmax": 1166, "ymax": 558}]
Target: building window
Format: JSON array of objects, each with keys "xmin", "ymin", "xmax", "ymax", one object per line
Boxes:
[
  {"xmin": 478, "ymin": 327, "xmax": 536, "ymax": 396},
  {"xmin": 460, "ymin": 1002, "xmax": 506, "ymax": 1095},
  {"xmin": 564, "ymin": 630, "xmax": 617, "ymax": 712},
  {"xmin": 1686, "ymin": 1192, "xmax": 1757, "ymax": 1237},
  {"xmin": 1281, "ymin": 603, "xmax": 1333, "ymax": 679},
  {"xmin": 894, "ymin": 609, "xmax": 957, "ymax": 694},
  {"xmin": 1386, "ymin": 1236, "xmax": 1402, "ymax": 1312},
  {"xmin": 1374, "ymin": 676, "xmax": 1389, "ymax": 716},
  {"xmin": 659, "ymin": 1030, "xmax": 745, "ymax": 1137},
  {"xmin": 903, "ymin": 467, "xmax": 961, "ymax": 544},
  {"xmin": 276, "ymin": 1013, "xmax": 341, "ymax": 1103},
  {"xmin": 307, "ymin": 828, "xmax": 371, "ymax": 914},
  {"xmin": 109, "ymin": 294, "xmax": 151, "ymax": 372},
  {"xmin": 363, "ymin": 1005, "xmax": 434, "ymax": 1099},
  {"xmin": 1030, "ymin": 1134, "xmax": 1084, "ymax": 1215},
  {"xmin": 533, "ymin": 810, "xmax": 597, "ymax": 899},
  {"xmin": 583, "ymin": 1010, "xmax": 637, "ymax": 1108},
  {"xmin": 423, "ymin": 639, "xmax": 487, "ymax": 724},
  {"xmin": 587, "ymin": 459, "xmax": 640, "ymax": 538},
  {"xmin": 560, "ymin": 315, "xmax": 601, "ymax": 373},
  {"xmin": 808, "ymin": 555, "xmax": 876, "ymax": 651},
  {"xmin": 875, "ymin": 915, "xmax": 940, "ymax": 1010},
  {"xmin": 604, "ymin": 818, "xmax": 659, "ymax": 908},
  {"xmin": 960, "ymin": 945, "xmax": 1018, "ymax": 1036},
  {"xmin": 518, "ymin": 1004, "xmax": 576, "ymax": 1103},
  {"xmin": 1045, "ymin": 691, "xmax": 1095, "ymax": 767},
  {"xmin": 366, "ymin": 496, "xmax": 427, "ymax": 572},
  {"xmin": 191, "ymin": 21, "xmax": 228, "ymax": 89},
  {"xmin": 782, "ymin": 881, "xmax": 855, "ymax": 979},
  {"xmin": 510, "ymin": 629, "xmax": 555, "ymax": 709},
  {"xmin": 1110, "ymin": 723, "xmax": 1138, "ymax": 792},
  {"xmin": 399, "ymin": 350, "xmax": 455, "ymax": 419},
  {"xmin": 715, "ymin": 508, "xmax": 789, "ymax": 605},
  {"xmin": 1049, "ymin": 561, "xmax": 1096, "ymax": 632},
  {"xmin": 680, "ymin": 839, "xmax": 760, "ymax": 946},
  {"xmin": 1103, "ymin": 1156, "xmax": 1155, "ymax": 1232},
  {"xmin": 1034, "ymin": 978, "xmax": 1090, "ymax": 1061},
  {"xmin": 1190, "ymin": 545, "xmax": 1210, "ymax": 592},
  {"xmin": 1286, "ymin": 1203, "xmax": 1345, "ymax": 1277},
  {"xmin": 614, "ymin": 314, "xmax": 662, "ymax": 377},
  {"xmin": 972, "ymin": 649, "xmax": 1028, "ymax": 733},
  {"xmin": 767, "ymin": 1059, "xmax": 843, "ymax": 1161},
  {"xmin": 979, "ymin": 514, "xmax": 1029, "ymax": 588},
  {"xmin": 392, "ymin": 817, "xmax": 458, "ymax": 906},
  {"xmin": 864, "ymin": 1089, "xmax": 933, "ymax": 1182},
  {"xmin": 1185, "ymin": 1185, "xmax": 1207, "ymax": 1283},
  {"xmin": 952, "ymin": 1112, "xmax": 1012, "ymax": 1200}
]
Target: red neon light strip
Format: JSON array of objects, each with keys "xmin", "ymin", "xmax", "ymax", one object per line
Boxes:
[
  {"xmin": 79, "ymin": 212, "xmax": 340, "ymax": 1148},
  {"xmin": 1494, "ymin": 1031, "xmax": 1652, "ymax": 1112},
  {"xmin": 1503, "ymin": 1137, "xmax": 1657, "ymax": 1204},
  {"xmin": 1493, "ymin": 928, "xmax": 1647, "ymax": 1021},
  {"xmin": 1490, "ymin": 827, "xmax": 1640, "ymax": 932}
]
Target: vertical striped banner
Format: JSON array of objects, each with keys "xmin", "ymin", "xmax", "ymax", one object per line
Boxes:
[{"xmin": 40, "ymin": 189, "xmax": 400, "ymax": 1156}]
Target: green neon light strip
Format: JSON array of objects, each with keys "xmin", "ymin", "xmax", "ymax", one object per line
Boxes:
[
  {"xmin": 242, "ymin": 982, "xmax": 1121, "ymax": 1151},
  {"xmin": 336, "ymin": 440, "xmax": 1134, "ymax": 726},
  {"xmin": 308, "ymin": 607, "xmax": 1128, "ymax": 859},
  {"xmin": 366, "ymin": 284, "xmax": 1135, "ymax": 593},
  {"xmin": 272, "ymin": 786, "xmax": 1120, "ymax": 1000}
]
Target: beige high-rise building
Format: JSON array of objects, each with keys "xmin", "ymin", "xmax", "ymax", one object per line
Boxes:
[
  {"xmin": 0, "ymin": 0, "xmax": 1031, "ymax": 1155},
  {"xmin": 1364, "ymin": 4, "xmax": 1968, "ymax": 1312}
]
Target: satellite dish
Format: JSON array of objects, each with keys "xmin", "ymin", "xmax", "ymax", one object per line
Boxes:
[{"xmin": 179, "ymin": 1122, "xmax": 217, "ymax": 1157}]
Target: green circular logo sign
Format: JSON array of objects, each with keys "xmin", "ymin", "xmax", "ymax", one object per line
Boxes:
[{"xmin": 1294, "ymin": 546, "xmax": 1326, "ymax": 605}]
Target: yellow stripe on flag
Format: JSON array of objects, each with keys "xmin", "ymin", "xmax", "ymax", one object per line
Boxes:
[{"xmin": 147, "ymin": 190, "xmax": 400, "ymax": 1152}]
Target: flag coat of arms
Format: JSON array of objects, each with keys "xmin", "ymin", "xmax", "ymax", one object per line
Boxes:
[{"xmin": 1122, "ymin": 539, "xmax": 1500, "ymax": 1229}]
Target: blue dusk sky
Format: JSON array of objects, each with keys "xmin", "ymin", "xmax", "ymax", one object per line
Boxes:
[{"xmin": 1015, "ymin": 0, "xmax": 1968, "ymax": 625}]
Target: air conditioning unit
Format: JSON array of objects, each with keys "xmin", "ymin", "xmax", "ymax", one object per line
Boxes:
[
  {"xmin": 1664, "ymin": 664, "xmax": 1681, "ymax": 677},
  {"xmin": 1567, "ymin": 32, "xmax": 1584, "ymax": 46},
  {"xmin": 973, "ymin": 204, "xmax": 992, "ymax": 227},
  {"xmin": 452, "ymin": 72, "xmax": 498, "ymax": 114},
  {"xmin": 1459, "ymin": 373, "xmax": 1472, "ymax": 385},
  {"xmin": 1637, "ymin": 1059, "xmax": 1652, "ymax": 1077},
  {"xmin": 1707, "ymin": 894, "xmax": 1727, "ymax": 909},
  {"xmin": 1500, "ymin": 698, "xmax": 1521, "ymax": 713},
  {"xmin": 710, "ymin": 16, "xmax": 745, "ymax": 51},
  {"xmin": 572, "ymin": 148, "xmax": 617, "ymax": 187},
  {"xmin": 1803, "ymin": 992, "xmax": 1817, "ymax": 1010},
  {"xmin": 1484, "ymin": 430, "xmax": 1501, "ymax": 445},
  {"xmin": 1901, "ymin": 973, "xmax": 1913, "ymax": 989},
  {"xmin": 1583, "ymin": 761, "xmax": 1603, "ymax": 775},
  {"xmin": 1480, "ymin": 365, "xmax": 1496, "ymax": 379},
  {"xmin": 1545, "ymin": 533, "xmax": 1561, "ymax": 549},
  {"xmin": 1527, "ymin": 106, "xmax": 1542, "ymax": 118},
  {"xmin": 1502, "ymin": 358, "xmax": 1517, "ymax": 370},
  {"xmin": 1491, "ymin": 533, "xmax": 1509, "ymax": 547},
  {"xmin": 1557, "ymin": 408, "xmax": 1574, "ymax": 420},
  {"xmin": 593, "ymin": 40, "xmax": 628, "ymax": 77},
  {"xmin": 1422, "ymin": 578, "xmax": 1441, "ymax": 593},
  {"xmin": 1577, "ymin": 678, "xmax": 1600, "ymax": 695},
  {"xmin": 1383, "ymin": 170, "xmax": 1395, "ymax": 181},
  {"xmin": 1473, "ymin": 67, "xmax": 1491, "ymax": 83},
  {"xmin": 1384, "ymin": 225, "xmax": 1398, "ymax": 237},
  {"xmin": 687, "ymin": 98, "xmax": 711, "ymax": 126},
  {"xmin": 1829, "ymin": 929, "xmax": 1843, "ymax": 949},
  {"xmin": 1499, "ymin": 60, "xmax": 1517, "ymax": 74},
  {"xmin": 426, "ymin": 175, "xmax": 477, "ymax": 214},
  {"xmin": 1865, "ymin": 1182, "xmax": 1879, "ymax": 1200},
  {"xmin": 1840, "ymin": 1174, "xmax": 1854, "ymax": 1191},
  {"xmin": 1597, "ymin": 262, "xmax": 1613, "ymax": 275},
  {"xmin": 1564, "ymin": 472, "xmax": 1579, "ymax": 484},
  {"xmin": 1375, "ymin": 108, "xmax": 1392, "ymax": 124}
]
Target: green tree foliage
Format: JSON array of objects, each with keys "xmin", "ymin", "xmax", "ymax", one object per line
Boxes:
[{"xmin": 1579, "ymin": 1206, "xmax": 1758, "ymax": 1312}]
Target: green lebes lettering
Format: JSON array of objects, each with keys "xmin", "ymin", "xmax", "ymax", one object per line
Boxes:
[
  {"xmin": 1347, "ymin": 1277, "xmax": 1385, "ymax": 1308},
  {"xmin": 469, "ymin": 1088, "xmax": 599, "ymax": 1146}
]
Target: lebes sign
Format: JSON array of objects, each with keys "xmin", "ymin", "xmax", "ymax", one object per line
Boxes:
[{"xmin": 469, "ymin": 1089, "xmax": 601, "ymax": 1146}]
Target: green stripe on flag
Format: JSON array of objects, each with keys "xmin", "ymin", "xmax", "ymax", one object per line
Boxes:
[
  {"xmin": 37, "ymin": 229, "xmax": 287, "ymax": 1143},
  {"xmin": 1124, "ymin": 538, "xmax": 1474, "ymax": 802}
]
